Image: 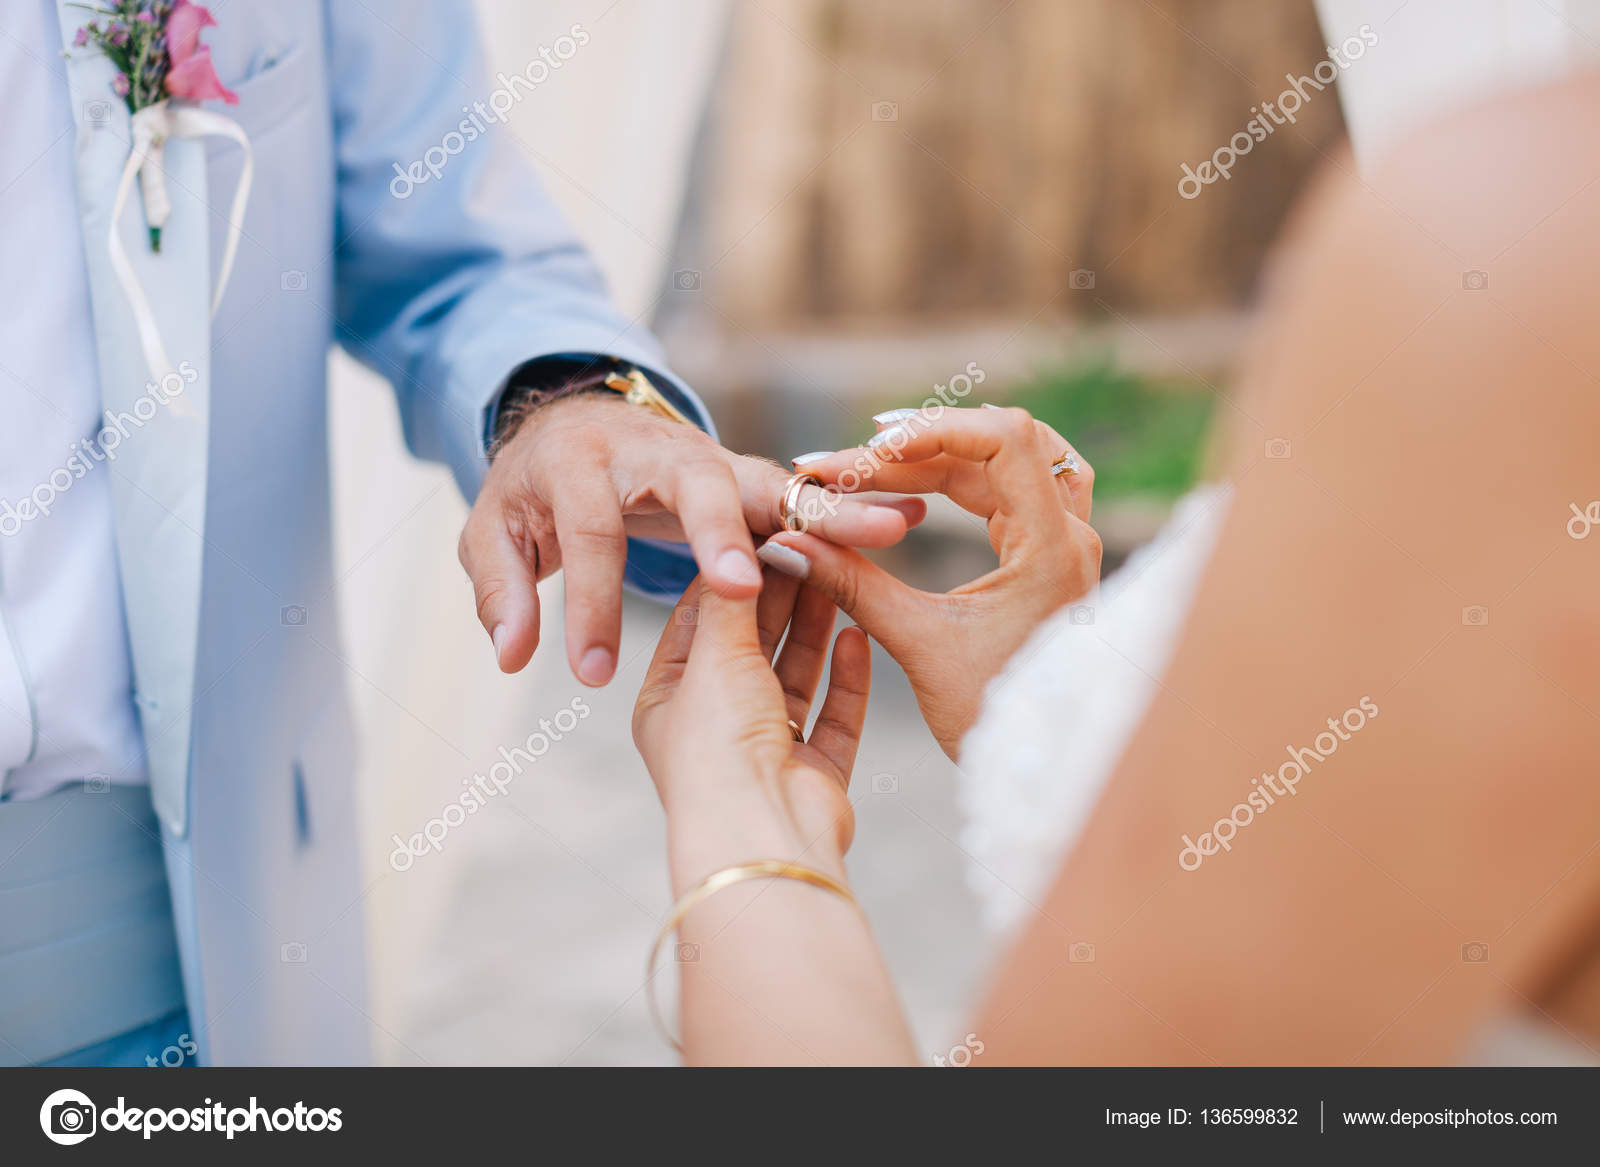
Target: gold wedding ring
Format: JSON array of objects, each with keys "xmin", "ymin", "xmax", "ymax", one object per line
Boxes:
[
  {"xmin": 1051, "ymin": 447, "xmax": 1081, "ymax": 477},
  {"xmin": 779, "ymin": 471, "xmax": 822, "ymax": 532},
  {"xmin": 787, "ymin": 719, "xmax": 805, "ymax": 743}
]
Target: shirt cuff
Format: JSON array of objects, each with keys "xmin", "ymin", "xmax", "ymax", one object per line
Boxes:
[
  {"xmin": 484, "ymin": 353, "xmax": 717, "ymax": 451},
  {"xmin": 485, "ymin": 352, "xmax": 713, "ymax": 602}
]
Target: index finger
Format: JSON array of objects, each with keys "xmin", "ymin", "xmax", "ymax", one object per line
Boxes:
[{"xmin": 862, "ymin": 406, "xmax": 1069, "ymax": 554}]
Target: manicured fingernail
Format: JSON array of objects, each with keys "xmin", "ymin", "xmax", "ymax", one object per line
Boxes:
[
  {"xmin": 757, "ymin": 541, "xmax": 809, "ymax": 579},
  {"xmin": 791, "ymin": 451, "xmax": 834, "ymax": 466},
  {"xmin": 866, "ymin": 424, "xmax": 908, "ymax": 450},
  {"xmin": 578, "ymin": 646, "xmax": 614, "ymax": 686},
  {"xmin": 980, "ymin": 402, "xmax": 1003, "ymax": 410},
  {"xmin": 491, "ymin": 624, "xmax": 507, "ymax": 666},
  {"xmin": 715, "ymin": 548, "xmax": 762, "ymax": 588},
  {"xmin": 873, "ymin": 408, "xmax": 919, "ymax": 426}
]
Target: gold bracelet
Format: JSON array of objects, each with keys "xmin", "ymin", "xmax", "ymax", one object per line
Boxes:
[{"xmin": 645, "ymin": 860, "xmax": 857, "ymax": 1054}]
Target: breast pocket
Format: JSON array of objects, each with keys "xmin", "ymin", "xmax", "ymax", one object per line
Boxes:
[
  {"xmin": 222, "ymin": 43, "xmax": 319, "ymax": 143},
  {"xmin": 203, "ymin": 39, "xmax": 335, "ymax": 329}
]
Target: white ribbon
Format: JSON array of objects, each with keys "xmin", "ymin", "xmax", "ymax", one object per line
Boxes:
[{"xmin": 108, "ymin": 101, "xmax": 253, "ymax": 402}]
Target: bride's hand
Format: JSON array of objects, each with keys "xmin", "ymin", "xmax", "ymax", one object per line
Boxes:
[
  {"xmin": 632, "ymin": 570, "xmax": 871, "ymax": 894},
  {"xmin": 757, "ymin": 405, "xmax": 1100, "ymax": 759}
]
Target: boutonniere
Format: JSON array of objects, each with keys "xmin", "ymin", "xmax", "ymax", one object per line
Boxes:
[
  {"xmin": 70, "ymin": 0, "xmax": 238, "ymax": 251},
  {"xmin": 68, "ymin": 0, "xmax": 253, "ymax": 398}
]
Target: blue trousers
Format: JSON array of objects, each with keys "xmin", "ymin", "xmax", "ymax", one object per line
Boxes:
[{"xmin": 40, "ymin": 1008, "xmax": 193, "ymax": 1067}]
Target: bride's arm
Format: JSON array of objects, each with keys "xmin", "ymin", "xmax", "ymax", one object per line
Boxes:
[{"xmin": 974, "ymin": 77, "xmax": 1600, "ymax": 1063}]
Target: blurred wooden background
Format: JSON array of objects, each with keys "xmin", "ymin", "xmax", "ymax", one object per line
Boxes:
[{"xmin": 694, "ymin": 0, "xmax": 1345, "ymax": 327}]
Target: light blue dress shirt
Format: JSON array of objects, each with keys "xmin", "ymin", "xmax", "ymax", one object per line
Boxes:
[{"xmin": 0, "ymin": 0, "xmax": 148, "ymax": 801}]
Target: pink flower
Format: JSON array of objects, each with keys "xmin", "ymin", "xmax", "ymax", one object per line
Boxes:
[{"xmin": 163, "ymin": 1, "xmax": 237, "ymax": 104}]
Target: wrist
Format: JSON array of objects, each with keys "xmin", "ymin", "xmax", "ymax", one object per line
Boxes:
[{"xmin": 664, "ymin": 782, "xmax": 847, "ymax": 898}]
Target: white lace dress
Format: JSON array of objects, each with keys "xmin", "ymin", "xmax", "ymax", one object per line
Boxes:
[{"xmin": 956, "ymin": 485, "xmax": 1232, "ymax": 935}]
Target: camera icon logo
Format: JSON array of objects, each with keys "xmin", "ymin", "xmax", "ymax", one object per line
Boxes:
[
  {"xmin": 676, "ymin": 942, "xmax": 700, "ymax": 963},
  {"xmin": 83, "ymin": 774, "xmax": 111, "ymax": 794},
  {"xmin": 1461, "ymin": 605, "xmax": 1489, "ymax": 627},
  {"xmin": 281, "ymin": 941, "xmax": 308, "ymax": 963},
  {"xmin": 1068, "ymin": 604, "xmax": 1095, "ymax": 626},
  {"xmin": 1461, "ymin": 941, "xmax": 1490, "ymax": 963},
  {"xmin": 281, "ymin": 270, "xmax": 308, "ymax": 293},
  {"xmin": 1462, "ymin": 269, "xmax": 1489, "ymax": 291},
  {"xmin": 82, "ymin": 100, "xmax": 112, "ymax": 127},
  {"xmin": 1069, "ymin": 941, "xmax": 1096, "ymax": 963},
  {"xmin": 673, "ymin": 269, "xmax": 701, "ymax": 291},
  {"xmin": 281, "ymin": 605, "xmax": 307, "ymax": 627},
  {"xmin": 40, "ymin": 1089, "xmax": 97, "ymax": 1146},
  {"xmin": 871, "ymin": 773, "xmax": 898, "ymax": 795},
  {"xmin": 1069, "ymin": 269, "xmax": 1096, "ymax": 290},
  {"xmin": 871, "ymin": 100, "xmax": 899, "ymax": 122},
  {"xmin": 1265, "ymin": 438, "xmax": 1292, "ymax": 460}
]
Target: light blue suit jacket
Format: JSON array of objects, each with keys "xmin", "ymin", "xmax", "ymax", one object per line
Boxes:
[{"xmin": 53, "ymin": 0, "xmax": 702, "ymax": 1063}]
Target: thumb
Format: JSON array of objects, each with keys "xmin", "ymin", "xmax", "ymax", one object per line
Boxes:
[
  {"xmin": 689, "ymin": 575, "xmax": 764, "ymax": 662},
  {"xmin": 756, "ymin": 532, "xmax": 927, "ymax": 657}
]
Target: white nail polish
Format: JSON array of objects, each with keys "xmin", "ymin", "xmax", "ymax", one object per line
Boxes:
[
  {"xmin": 757, "ymin": 541, "xmax": 810, "ymax": 579},
  {"xmin": 791, "ymin": 451, "xmax": 834, "ymax": 466},
  {"xmin": 872, "ymin": 408, "xmax": 919, "ymax": 426},
  {"xmin": 980, "ymin": 402, "xmax": 1003, "ymax": 410},
  {"xmin": 866, "ymin": 424, "xmax": 908, "ymax": 450}
]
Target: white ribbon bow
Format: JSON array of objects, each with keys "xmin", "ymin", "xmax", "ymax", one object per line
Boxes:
[{"xmin": 109, "ymin": 101, "xmax": 253, "ymax": 402}]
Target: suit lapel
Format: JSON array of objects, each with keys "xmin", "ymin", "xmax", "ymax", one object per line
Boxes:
[{"xmin": 56, "ymin": 1, "xmax": 213, "ymax": 836}]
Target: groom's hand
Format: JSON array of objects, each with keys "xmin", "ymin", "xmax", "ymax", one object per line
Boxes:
[{"xmin": 458, "ymin": 393, "xmax": 918, "ymax": 687}]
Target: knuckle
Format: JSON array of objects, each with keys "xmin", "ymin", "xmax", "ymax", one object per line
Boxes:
[
  {"xmin": 829, "ymin": 564, "xmax": 862, "ymax": 614},
  {"xmin": 473, "ymin": 579, "xmax": 509, "ymax": 626},
  {"xmin": 999, "ymin": 406, "xmax": 1037, "ymax": 441},
  {"xmin": 1080, "ymin": 522, "xmax": 1103, "ymax": 566},
  {"xmin": 683, "ymin": 457, "xmax": 742, "ymax": 502},
  {"xmin": 563, "ymin": 519, "xmax": 627, "ymax": 552}
]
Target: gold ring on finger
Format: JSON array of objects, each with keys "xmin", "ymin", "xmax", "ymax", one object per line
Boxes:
[{"xmin": 779, "ymin": 471, "xmax": 822, "ymax": 532}]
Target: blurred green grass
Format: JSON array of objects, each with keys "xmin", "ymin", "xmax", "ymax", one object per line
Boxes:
[
  {"xmin": 1005, "ymin": 361, "xmax": 1215, "ymax": 500},
  {"xmin": 862, "ymin": 360, "xmax": 1216, "ymax": 502}
]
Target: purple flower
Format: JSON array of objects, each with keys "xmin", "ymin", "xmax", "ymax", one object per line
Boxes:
[
  {"xmin": 112, "ymin": 73, "xmax": 130, "ymax": 96},
  {"xmin": 73, "ymin": 27, "xmax": 89, "ymax": 47},
  {"xmin": 135, "ymin": 11, "xmax": 156, "ymax": 23}
]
